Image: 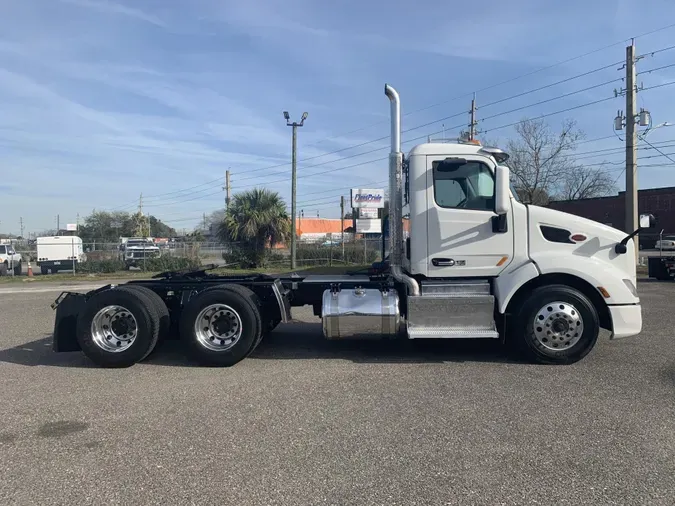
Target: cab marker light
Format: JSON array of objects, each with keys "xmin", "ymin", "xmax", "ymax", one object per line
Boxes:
[{"xmin": 597, "ymin": 286, "xmax": 611, "ymax": 298}]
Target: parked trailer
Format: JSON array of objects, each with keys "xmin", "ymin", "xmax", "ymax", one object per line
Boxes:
[{"xmin": 52, "ymin": 84, "xmax": 651, "ymax": 368}]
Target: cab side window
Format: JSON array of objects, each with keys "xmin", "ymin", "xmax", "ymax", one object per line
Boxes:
[{"xmin": 432, "ymin": 160, "xmax": 495, "ymax": 211}]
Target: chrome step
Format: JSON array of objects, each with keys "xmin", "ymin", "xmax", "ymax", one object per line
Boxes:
[
  {"xmin": 420, "ymin": 279, "xmax": 491, "ymax": 296},
  {"xmin": 407, "ymin": 327, "xmax": 499, "ymax": 339},
  {"xmin": 406, "ymin": 294, "xmax": 497, "ymax": 339}
]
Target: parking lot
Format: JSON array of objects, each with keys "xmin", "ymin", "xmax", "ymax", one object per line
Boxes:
[{"xmin": 0, "ymin": 280, "xmax": 674, "ymax": 505}]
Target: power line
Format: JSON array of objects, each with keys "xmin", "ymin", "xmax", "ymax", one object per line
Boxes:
[
  {"xmin": 637, "ymin": 140, "xmax": 675, "ymax": 164},
  {"xmin": 111, "ymin": 50, "xmax": 675, "ymax": 212},
  {"xmin": 480, "ymin": 60, "xmax": 623, "ymax": 110},
  {"xmin": 637, "ymin": 62, "xmax": 675, "ymax": 75},
  {"xmin": 114, "ymin": 51, "xmax": 675, "ymax": 211},
  {"xmin": 484, "ymin": 95, "xmax": 616, "ymax": 134},
  {"xmin": 480, "ymin": 77, "xmax": 622, "ymax": 123}
]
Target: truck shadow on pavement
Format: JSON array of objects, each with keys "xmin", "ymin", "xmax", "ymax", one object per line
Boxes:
[{"xmin": 0, "ymin": 323, "xmax": 518, "ymax": 368}]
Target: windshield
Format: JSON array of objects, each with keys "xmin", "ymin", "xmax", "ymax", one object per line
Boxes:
[{"xmin": 127, "ymin": 241, "xmax": 154, "ymax": 247}]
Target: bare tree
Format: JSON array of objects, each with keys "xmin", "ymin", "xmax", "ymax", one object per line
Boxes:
[
  {"xmin": 506, "ymin": 118, "xmax": 585, "ymax": 205},
  {"xmin": 557, "ymin": 165, "xmax": 616, "ymax": 200}
]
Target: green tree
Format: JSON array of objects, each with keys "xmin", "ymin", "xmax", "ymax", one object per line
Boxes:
[
  {"xmin": 218, "ymin": 188, "xmax": 290, "ymax": 267},
  {"xmin": 78, "ymin": 210, "xmax": 176, "ymax": 243}
]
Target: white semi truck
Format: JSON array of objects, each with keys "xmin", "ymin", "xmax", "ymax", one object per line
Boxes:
[{"xmin": 51, "ymin": 84, "xmax": 650, "ymax": 368}]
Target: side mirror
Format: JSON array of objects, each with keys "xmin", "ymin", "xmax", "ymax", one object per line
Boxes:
[
  {"xmin": 494, "ymin": 165, "xmax": 510, "ymax": 215},
  {"xmin": 639, "ymin": 213, "xmax": 656, "ymax": 229}
]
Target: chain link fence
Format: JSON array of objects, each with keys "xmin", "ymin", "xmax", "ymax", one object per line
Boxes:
[{"xmin": 1, "ymin": 236, "xmax": 384, "ymax": 276}]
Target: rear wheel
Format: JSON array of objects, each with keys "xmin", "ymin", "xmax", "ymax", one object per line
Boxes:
[
  {"xmin": 510, "ymin": 284, "xmax": 600, "ymax": 365},
  {"xmin": 180, "ymin": 285, "xmax": 262, "ymax": 366},
  {"xmin": 76, "ymin": 287, "xmax": 160, "ymax": 367},
  {"xmin": 13, "ymin": 261, "xmax": 21, "ymax": 276},
  {"xmin": 41, "ymin": 266, "xmax": 48, "ymax": 275},
  {"xmin": 121, "ymin": 285, "xmax": 171, "ymax": 360}
]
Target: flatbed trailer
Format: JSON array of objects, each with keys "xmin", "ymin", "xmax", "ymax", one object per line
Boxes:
[{"xmin": 51, "ymin": 83, "xmax": 650, "ymax": 368}]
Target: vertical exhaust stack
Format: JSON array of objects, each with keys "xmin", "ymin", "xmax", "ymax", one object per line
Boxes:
[{"xmin": 384, "ymin": 84, "xmax": 420, "ymax": 296}]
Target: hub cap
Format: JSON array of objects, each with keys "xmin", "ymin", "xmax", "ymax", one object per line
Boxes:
[
  {"xmin": 194, "ymin": 304, "xmax": 242, "ymax": 352},
  {"xmin": 91, "ymin": 305, "xmax": 138, "ymax": 353},
  {"xmin": 532, "ymin": 301, "xmax": 584, "ymax": 352}
]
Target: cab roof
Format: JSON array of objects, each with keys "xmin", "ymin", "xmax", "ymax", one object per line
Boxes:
[{"xmin": 407, "ymin": 141, "xmax": 509, "ymax": 163}]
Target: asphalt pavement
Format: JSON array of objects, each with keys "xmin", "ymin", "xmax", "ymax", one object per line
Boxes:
[{"xmin": 0, "ymin": 281, "xmax": 674, "ymax": 505}]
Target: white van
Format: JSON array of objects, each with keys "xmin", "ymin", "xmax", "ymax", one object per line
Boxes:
[{"xmin": 37, "ymin": 236, "xmax": 85, "ymax": 274}]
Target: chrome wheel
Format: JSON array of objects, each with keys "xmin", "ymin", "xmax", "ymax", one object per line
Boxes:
[
  {"xmin": 194, "ymin": 304, "xmax": 242, "ymax": 352},
  {"xmin": 532, "ymin": 301, "xmax": 584, "ymax": 352},
  {"xmin": 91, "ymin": 305, "xmax": 138, "ymax": 353}
]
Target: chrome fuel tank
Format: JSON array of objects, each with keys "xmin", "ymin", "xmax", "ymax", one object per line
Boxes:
[{"xmin": 322, "ymin": 287, "xmax": 401, "ymax": 339}]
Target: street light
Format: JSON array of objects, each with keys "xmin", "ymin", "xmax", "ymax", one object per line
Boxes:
[{"xmin": 284, "ymin": 111, "xmax": 309, "ymax": 270}]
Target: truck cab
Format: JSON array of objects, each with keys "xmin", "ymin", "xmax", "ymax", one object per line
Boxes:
[{"xmin": 400, "ymin": 138, "xmax": 642, "ymax": 346}]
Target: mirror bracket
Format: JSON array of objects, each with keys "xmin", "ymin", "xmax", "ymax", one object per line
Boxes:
[{"xmin": 615, "ymin": 213, "xmax": 657, "ymax": 254}]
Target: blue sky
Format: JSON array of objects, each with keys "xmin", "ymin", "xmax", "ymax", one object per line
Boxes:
[{"xmin": 1, "ymin": 0, "xmax": 675, "ymax": 235}]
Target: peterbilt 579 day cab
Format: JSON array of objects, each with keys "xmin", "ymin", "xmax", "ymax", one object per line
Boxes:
[{"xmin": 51, "ymin": 84, "xmax": 650, "ymax": 368}]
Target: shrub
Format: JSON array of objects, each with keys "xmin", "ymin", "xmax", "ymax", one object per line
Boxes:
[
  {"xmin": 76, "ymin": 259, "xmax": 126, "ymax": 273},
  {"xmin": 222, "ymin": 247, "xmax": 285, "ymax": 269},
  {"xmin": 143, "ymin": 256, "xmax": 201, "ymax": 272}
]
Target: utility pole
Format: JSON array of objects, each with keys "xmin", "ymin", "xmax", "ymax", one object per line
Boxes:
[
  {"xmin": 76, "ymin": 213, "xmax": 80, "ymax": 231},
  {"xmin": 340, "ymin": 196, "xmax": 345, "ymax": 258},
  {"xmin": 625, "ymin": 41, "xmax": 638, "ymax": 257},
  {"xmin": 56, "ymin": 214, "xmax": 60, "ymax": 235},
  {"xmin": 469, "ymin": 92, "xmax": 478, "ymax": 141},
  {"xmin": 203, "ymin": 212, "xmax": 207, "ymax": 233},
  {"xmin": 284, "ymin": 110, "xmax": 308, "ymax": 270},
  {"xmin": 224, "ymin": 169, "xmax": 231, "ymax": 210},
  {"xmin": 19, "ymin": 217, "xmax": 24, "ymax": 239}
]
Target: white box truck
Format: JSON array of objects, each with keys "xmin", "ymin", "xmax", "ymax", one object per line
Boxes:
[{"xmin": 37, "ymin": 236, "xmax": 85, "ymax": 274}]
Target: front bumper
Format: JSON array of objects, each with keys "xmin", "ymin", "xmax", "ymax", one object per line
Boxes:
[{"xmin": 609, "ymin": 304, "xmax": 642, "ymax": 339}]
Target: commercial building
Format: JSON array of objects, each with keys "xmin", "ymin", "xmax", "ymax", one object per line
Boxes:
[{"xmin": 547, "ymin": 185, "xmax": 675, "ymax": 247}]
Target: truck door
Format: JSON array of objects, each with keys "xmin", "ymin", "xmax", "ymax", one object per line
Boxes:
[{"xmin": 426, "ymin": 155, "xmax": 514, "ymax": 277}]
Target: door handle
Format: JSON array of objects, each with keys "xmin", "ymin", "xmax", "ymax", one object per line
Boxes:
[{"xmin": 432, "ymin": 258, "xmax": 455, "ymax": 267}]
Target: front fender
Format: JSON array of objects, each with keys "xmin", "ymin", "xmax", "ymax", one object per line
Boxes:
[{"xmin": 533, "ymin": 253, "xmax": 638, "ymax": 305}]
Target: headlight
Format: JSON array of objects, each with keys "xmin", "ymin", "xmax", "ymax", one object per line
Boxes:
[{"xmin": 623, "ymin": 278, "xmax": 638, "ymax": 297}]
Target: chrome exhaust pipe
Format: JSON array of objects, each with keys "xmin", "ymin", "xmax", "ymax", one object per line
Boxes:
[{"xmin": 385, "ymin": 84, "xmax": 420, "ymax": 296}]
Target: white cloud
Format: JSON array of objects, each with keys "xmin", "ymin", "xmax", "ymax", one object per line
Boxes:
[{"xmin": 58, "ymin": 0, "xmax": 168, "ymax": 27}]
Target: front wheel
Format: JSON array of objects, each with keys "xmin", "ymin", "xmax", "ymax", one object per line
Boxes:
[{"xmin": 510, "ymin": 284, "xmax": 600, "ymax": 365}]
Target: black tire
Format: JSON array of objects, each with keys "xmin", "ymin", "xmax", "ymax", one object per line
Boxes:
[
  {"xmin": 180, "ymin": 285, "xmax": 262, "ymax": 366},
  {"xmin": 13, "ymin": 262, "xmax": 21, "ymax": 276},
  {"xmin": 76, "ymin": 287, "xmax": 160, "ymax": 368},
  {"xmin": 41, "ymin": 266, "xmax": 48, "ymax": 275},
  {"xmin": 121, "ymin": 285, "xmax": 171, "ymax": 360},
  {"xmin": 509, "ymin": 284, "xmax": 600, "ymax": 365},
  {"xmin": 0, "ymin": 262, "xmax": 7, "ymax": 276}
]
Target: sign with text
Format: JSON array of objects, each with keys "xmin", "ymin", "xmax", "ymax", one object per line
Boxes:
[
  {"xmin": 351, "ymin": 188, "xmax": 384, "ymax": 208},
  {"xmin": 356, "ymin": 219, "xmax": 382, "ymax": 234},
  {"xmin": 359, "ymin": 207, "xmax": 379, "ymax": 219},
  {"xmin": 66, "ymin": 223, "xmax": 77, "ymax": 231}
]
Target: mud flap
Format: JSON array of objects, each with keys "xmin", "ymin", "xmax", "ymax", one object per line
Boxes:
[{"xmin": 52, "ymin": 292, "xmax": 87, "ymax": 352}]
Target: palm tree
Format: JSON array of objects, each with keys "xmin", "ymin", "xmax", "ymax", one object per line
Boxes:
[{"xmin": 218, "ymin": 188, "xmax": 290, "ymax": 267}]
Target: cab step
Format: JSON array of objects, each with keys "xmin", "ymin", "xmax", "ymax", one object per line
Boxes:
[{"xmin": 406, "ymin": 290, "xmax": 498, "ymax": 339}]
